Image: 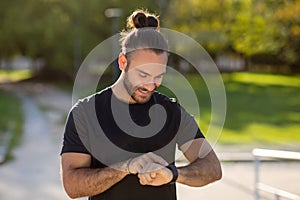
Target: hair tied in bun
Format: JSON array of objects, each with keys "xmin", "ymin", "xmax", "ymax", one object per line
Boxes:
[
  {"xmin": 133, "ymin": 12, "xmax": 147, "ymax": 28},
  {"xmin": 130, "ymin": 10, "xmax": 159, "ymax": 29},
  {"xmin": 120, "ymin": 9, "xmax": 167, "ymax": 55},
  {"xmin": 146, "ymin": 16, "xmax": 158, "ymax": 28}
]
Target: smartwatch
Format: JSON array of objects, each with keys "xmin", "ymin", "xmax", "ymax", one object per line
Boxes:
[{"xmin": 166, "ymin": 164, "xmax": 178, "ymax": 184}]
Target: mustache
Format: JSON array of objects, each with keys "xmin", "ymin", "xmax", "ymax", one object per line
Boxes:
[{"xmin": 137, "ymin": 85, "xmax": 158, "ymax": 92}]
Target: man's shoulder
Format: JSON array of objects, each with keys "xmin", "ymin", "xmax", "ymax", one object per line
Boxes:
[
  {"xmin": 152, "ymin": 92, "xmax": 183, "ymax": 117},
  {"xmin": 72, "ymin": 87, "xmax": 111, "ymax": 110},
  {"xmin": 153, "ymin": 91, "xmax": 178, "ymax": 105},
  {"xmin": 79, "ymin": 87, "xmax": 111, "ymax": 102}
]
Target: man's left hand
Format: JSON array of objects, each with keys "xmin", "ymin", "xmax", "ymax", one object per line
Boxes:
[{"xmin": 137, "ymin": 163, "xmax": 173, "ymax": 186}]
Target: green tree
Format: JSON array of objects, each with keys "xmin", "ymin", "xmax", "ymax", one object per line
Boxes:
[
  {"xmin": 275, "ymin": 0, "xmax": 300, "ymax": 68},
  {"xmin": 165, "ymin": 0, "xmax": 300, "ymax": 70},
  {"xmin": 0, "ymin": 0, "xmax": 162, "ymax": 80},
  {"xmin": 229, "ymin": 0, "xmax": 283, "ymax": 57},
  {"xmin": 164, "ymin": 0, "xmax": 229, "ymax": 54}
]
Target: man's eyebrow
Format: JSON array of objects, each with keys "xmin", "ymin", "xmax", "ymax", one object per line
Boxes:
[
  {"xmin": 156, "ymin": 71, "xmax": 166, "ymax": 77},
  {"xmin": 135, "ymin": 68, "xmax": 166, "ymax": 77},
  {"xmin": 135, "ymin": 68, "xmax": 151, "ymax": 76}
]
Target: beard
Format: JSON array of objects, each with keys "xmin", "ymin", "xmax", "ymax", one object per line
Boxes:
[{"xmin": 123, "ymin": 73, "xmax": 156, "ymax": 104}]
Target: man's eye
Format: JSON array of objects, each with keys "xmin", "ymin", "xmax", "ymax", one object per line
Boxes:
[{"xmin": 139, "ymin": 73, "xmax": 147, "ymax": 78}]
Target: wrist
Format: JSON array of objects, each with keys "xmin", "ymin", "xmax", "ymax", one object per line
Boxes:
[
  {"xmin": 110, "ymin": 161, "xmax": 130, "ymax": 178},
  {"xmin": 166, "ymin": 164, "xmax": 178, "ymax": 184},
  {"xmin": 125, "ymin": 158, "xmax": 133, "ymax": 175}
]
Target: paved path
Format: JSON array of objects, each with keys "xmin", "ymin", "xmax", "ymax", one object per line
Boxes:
[
  {"xmin": 0, "ymin": 82, "xmax": 299, "ymax": 200},
  {"xmin": 0, "ymin": 89, "xmax": 69, "ymax": 199}
]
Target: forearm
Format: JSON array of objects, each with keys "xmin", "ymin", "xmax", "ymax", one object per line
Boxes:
[
  {"xmin": 62, "ymin": 165, "xmax": 127, "ymax": 198},
  {"xmin": 177, "ymin": 152, "xmax": 222, "ymax": 187}
]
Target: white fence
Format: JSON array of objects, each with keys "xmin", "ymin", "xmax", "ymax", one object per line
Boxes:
[{"xmin": 252, "ymin": 148, "xmax": 300, "ymax": 200}]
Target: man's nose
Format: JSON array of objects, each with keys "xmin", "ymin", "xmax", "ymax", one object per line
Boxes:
[{"xmin": 143, "ymin": 82, "xmax": 156, "ymax": 91}]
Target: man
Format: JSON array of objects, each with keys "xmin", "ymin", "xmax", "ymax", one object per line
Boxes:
[{"xmin": 60, "ymin": 10, "xmax": 222, "ymax": 200}]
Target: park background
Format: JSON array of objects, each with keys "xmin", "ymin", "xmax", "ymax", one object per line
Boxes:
[{"xmin": 0, "ymin": 0, "xmax": 299, "ymax": 200}]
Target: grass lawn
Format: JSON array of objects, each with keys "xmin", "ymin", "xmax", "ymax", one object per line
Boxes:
[
  {"xmin": 157, "ymin": 72, "xmax": 300, "ymax": 146},
  {"xmin": 0, "ymin": 89, "xmax": 23, "ymax": 161},
  {"xmin": 0, "ymin": 69, "xmax": 31, "ymax": 162}
]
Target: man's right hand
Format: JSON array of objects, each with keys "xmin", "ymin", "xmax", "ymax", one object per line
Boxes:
[{"xmin": 128, "ymin": 152, "xmax": 168, "ymax": 174}]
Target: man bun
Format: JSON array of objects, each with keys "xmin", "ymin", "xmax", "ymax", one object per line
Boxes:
[
  {"xmin": 127, "ymin": 10, "xmax": 159, "ymax": 30},
  {"xmin": 120, "ymin": 9, "xmax": 168, "ymax": 56}
]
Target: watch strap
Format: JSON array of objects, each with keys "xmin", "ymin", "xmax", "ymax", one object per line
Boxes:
[{"xmin": 166, "ymin": 164, "xmax": 178, "ymax": 184}]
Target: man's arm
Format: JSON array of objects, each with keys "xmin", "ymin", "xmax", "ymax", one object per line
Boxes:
[
  {"xmin": 177, "ymin": 138, "xmax": 222, "ymax": 186},
  {"xmin": 137, "ymin": 138, "xmax": 222, "ymax": 187},
  {"xmin": 61, "ymin": 152, "xmax": 169, "ymax": 198},
  {"xmin": 61, "ymin": 153, "xmax": 128, "ymax": 199}
]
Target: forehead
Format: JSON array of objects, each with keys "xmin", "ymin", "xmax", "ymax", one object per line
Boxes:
[{"xmin": 128, "ymin": 49, "xmax": 167, "ymax": 67}]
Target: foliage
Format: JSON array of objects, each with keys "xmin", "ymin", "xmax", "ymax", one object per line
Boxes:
[
  {"xmin": 164, "ymin": 0, "xmax": 229, "ymax": 52},
  {"xmin": 274, "ymin": 0, "xmax": 300, "ymax": 66},
  {"xmin": 229, "ymin": 0, "xmax": 283, "ymax": 56},
  {"xmin": 0, "ymin": 0, "xmax": 162, "ymax": 79},
  {"xmin": 0, "ymin": 0, "xmax": 300, "ymax": 78},
  {"xmin": 165, "ymin": 0, "xmax": 300, "ymax": 68}
]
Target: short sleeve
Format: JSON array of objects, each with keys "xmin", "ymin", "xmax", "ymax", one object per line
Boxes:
[
  {"xmin": 60, "ymin": 107, "xmax": 90, "ymax": 155},
  {"xmin": 176, "ymin": 106, "xmax": 205, "ymax": 147}
]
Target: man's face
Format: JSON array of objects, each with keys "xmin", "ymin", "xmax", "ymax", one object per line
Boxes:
[{"xmin": 123, "ymin": 50, "xmax": 168, "ymax": 104}]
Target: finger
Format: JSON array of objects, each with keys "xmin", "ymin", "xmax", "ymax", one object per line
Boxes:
[
  {"xmin": 141, "ymin": 162, "xmax": 162, "ymax": 173},
  {"xmin": 138, "ymin": 163, "xmax": 156, "ymax": 183},
  {"xmin": 131, "ymin": 155, "xmax": 153, "ymax": 174},
  {"xmin": 135, "ymin": 153, "xmax": 167, "ymax": 173},
  {"xmin": 129, "ymin": 158, "xmax": 143, "ymax": 174},
  {"xmin": 150, "ymin": 153, "xmax": 168, "ymax": 166},
  {"xmin": 137, "ymin": 174, "xmax": 145, "ymax": 185},
  {"xmin": 147, "ymin": 152, "xmax": 168, "ymax": 166},
  {"xmin": 138, "ymin": 156, "xmax": 148, "ymax": 167},
  {"xmin": 139, "ymin": 162, "xmax": 153, "ymax": 173},
  {"xmin": 135, "ymin": 164, "xmax": 143, "ymax": 174},
  {"xmin": 144, "ymin": 172, "xmax": 153, "ymax": 183},
  {"xmin": 138, "ymin": 173, "xmax": 150, "ymax": 185},
  {"xmin": 150, "ymin": 172, "xmax": 156, "ymax": 178}
]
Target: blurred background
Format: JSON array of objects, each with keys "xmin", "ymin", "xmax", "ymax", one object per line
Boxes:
[{"xmin": 0, "ymin": 0, "xmax": 299, "ymax": 200}]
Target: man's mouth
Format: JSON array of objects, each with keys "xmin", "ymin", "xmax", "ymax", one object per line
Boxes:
[{"xmin": 138, "ymin": 88, "xmax": 150, "ymax": 94}]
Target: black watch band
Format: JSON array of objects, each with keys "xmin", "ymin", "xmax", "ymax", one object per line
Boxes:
[{"xmin": 166, "ymin": 164, "xmax": 178, "ymax": 184}]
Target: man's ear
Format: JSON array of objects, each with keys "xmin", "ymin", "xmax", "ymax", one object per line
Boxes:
[{"xmin": 118, "ymin": 53, "xmax": 127, "ymax": 71}]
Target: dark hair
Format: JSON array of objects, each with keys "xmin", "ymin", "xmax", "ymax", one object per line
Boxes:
[{"xmin": 120, "ymin": 9, "xmax": 168, "ymax": 57}]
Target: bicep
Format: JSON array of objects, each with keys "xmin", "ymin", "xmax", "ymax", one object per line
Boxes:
[{"xmin": 179, "ymin": 138, "xmax": 214, "ymax": 163}]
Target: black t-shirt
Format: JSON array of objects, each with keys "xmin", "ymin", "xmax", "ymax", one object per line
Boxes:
[{"xmin": 61, "ymin": 88, "xmax": 204, "ymax": 200}]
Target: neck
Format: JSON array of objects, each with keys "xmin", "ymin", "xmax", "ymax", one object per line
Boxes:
[{"xmin": 111, "ymin": 74, "xmax": 136, "ymax": 104}]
